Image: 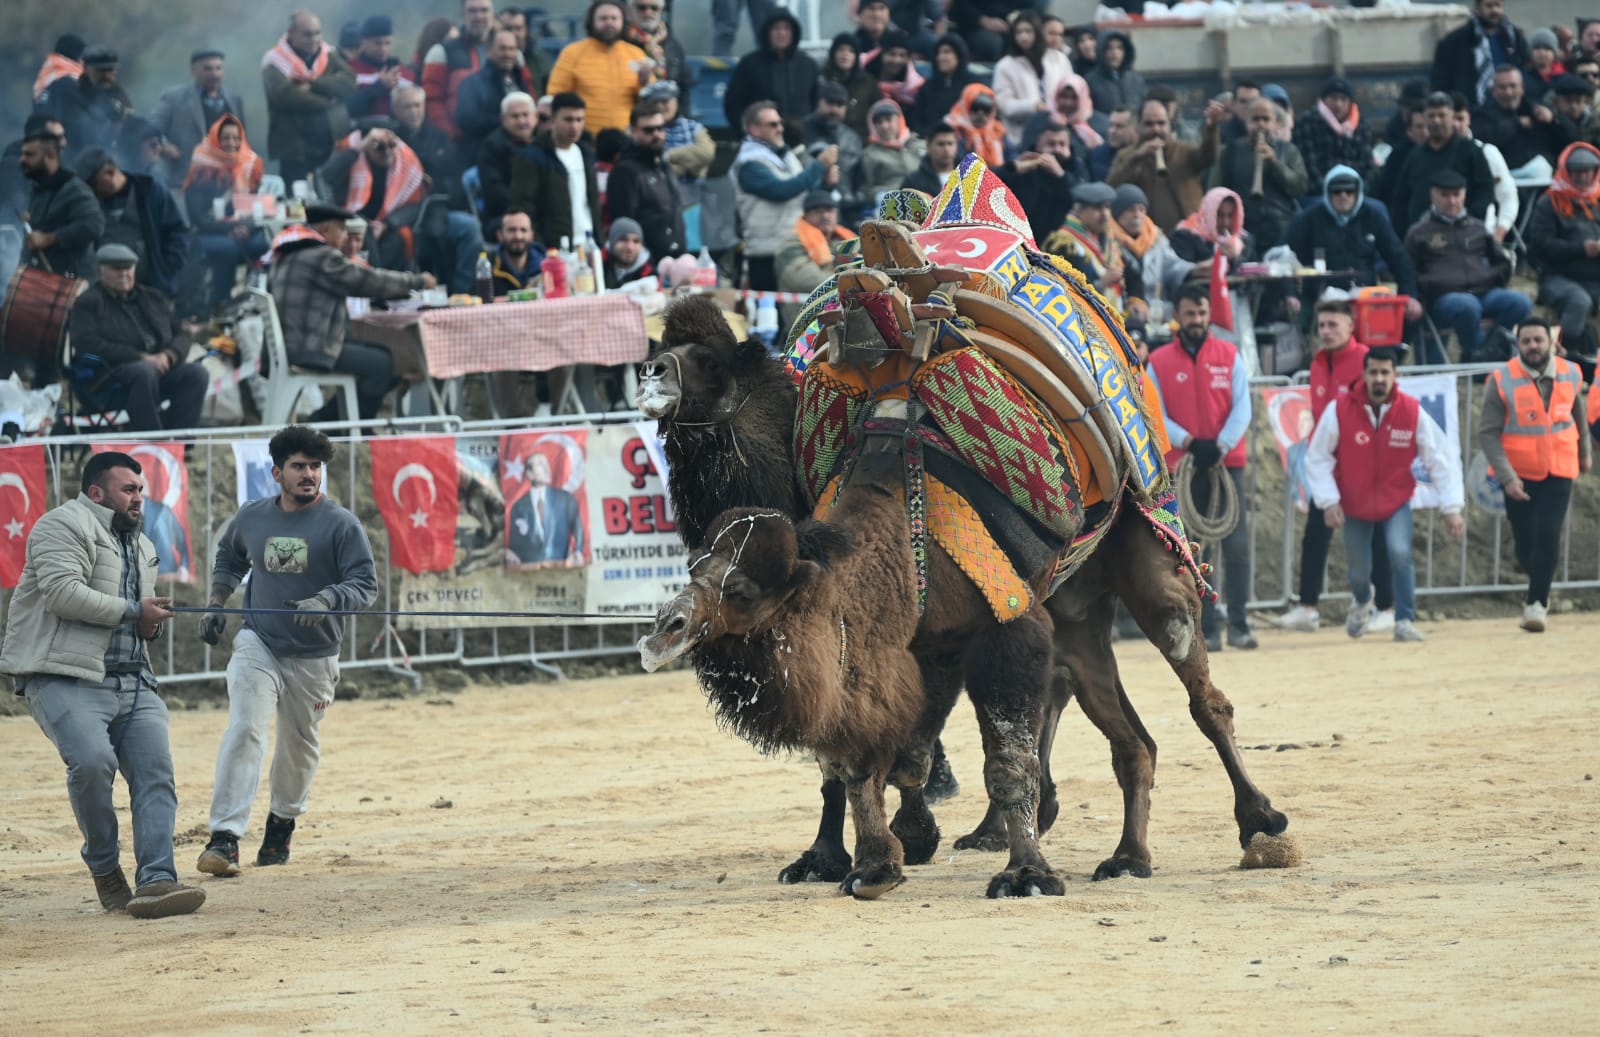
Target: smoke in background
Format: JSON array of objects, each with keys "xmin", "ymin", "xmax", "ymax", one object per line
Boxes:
[{"xmin": 0, "ymin": 0, "xmax": 487, "ymax": 145}]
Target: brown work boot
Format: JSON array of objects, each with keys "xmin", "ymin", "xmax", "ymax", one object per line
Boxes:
[
  {"xmin": 93, "ymin": 868, "xmax": 133, "ymax": 911},
  {"xmin": 126, "ymin": 879, "xmax": 206, "ymax": 919}
]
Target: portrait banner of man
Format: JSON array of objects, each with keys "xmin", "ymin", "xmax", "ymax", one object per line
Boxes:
[
  {"xmin": 89, "ymin": 441, "xmax": 193, "ymax": 582},
  {"xmin": 500, "ymin": 429, "xmax": 590, "ymax": 571}
]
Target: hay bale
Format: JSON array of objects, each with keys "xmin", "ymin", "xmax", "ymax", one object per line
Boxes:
[{"xmin": 1239, "ymin": 831, "xmax": 1304, "ymax": 869}]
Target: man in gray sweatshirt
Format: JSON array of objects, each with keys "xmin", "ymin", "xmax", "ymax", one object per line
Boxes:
[{"xmin": 195, "ymin": 425, "xmax": 377, "ymax": 876}]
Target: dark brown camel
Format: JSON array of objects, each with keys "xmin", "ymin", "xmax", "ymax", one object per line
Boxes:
[
  {"xmin": 640, "ymin": 493, "xmax": 936, "ymax": 898},
  {"xmin": 639, "ymin": 296, "xmax": 1287, "ymax": 885}
]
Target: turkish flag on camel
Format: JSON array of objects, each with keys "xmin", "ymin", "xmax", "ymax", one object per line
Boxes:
[
  {"xmin": 1209, "ymin": 249, "xmax": 1234, "ymax": 332},
  {"xmin": 370, "ymin": 436, "xmax": 458, "ymax": 573},
  {"xmin": 0, "ymin": 443, "xmax": 48, "ymax": 588}
]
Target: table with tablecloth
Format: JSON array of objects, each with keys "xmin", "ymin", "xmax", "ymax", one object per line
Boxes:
[{"xmin": 351, "ymin": 294, "xmax": 649, "ymax": 414}]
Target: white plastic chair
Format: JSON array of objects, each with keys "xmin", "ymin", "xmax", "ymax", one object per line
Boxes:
[{"xmin": 248, "ymin": 288, "xmax": 360, "ymax": 434}]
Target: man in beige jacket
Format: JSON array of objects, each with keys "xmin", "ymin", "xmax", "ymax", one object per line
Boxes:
[{"xmin": 0, "ymin": 451, "xmax": 204, "ymax": 919}]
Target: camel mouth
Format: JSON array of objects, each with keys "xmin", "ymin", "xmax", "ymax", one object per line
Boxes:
[
  {"xmin": 634, "ymin": 374, "xmax": 679, "ymax": 419},
  {"xmin": 638, "ymin": 603, "xmax": 698, "ymax": 672}
]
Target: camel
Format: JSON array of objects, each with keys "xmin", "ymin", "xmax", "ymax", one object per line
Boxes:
[
  {"xmin": 639, "ymin": 488, "xmax": 938, "ymax": 898},
  {"xmin": 639, "ymin": 296, "xmax": 1288, "ymax": 887}
]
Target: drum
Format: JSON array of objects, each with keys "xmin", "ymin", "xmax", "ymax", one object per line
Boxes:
[{"xmin": 0, "ymin": 266, "xmax": 86, "ymax": 362}]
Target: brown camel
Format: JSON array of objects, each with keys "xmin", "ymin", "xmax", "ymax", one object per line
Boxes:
[
  {"xmin": 639, "ymin": 490, "xmax": 934, "ymax": 898},
  {"xmin": 639, "ymin": 296, "xmax": 1287, "ymax": 886}
]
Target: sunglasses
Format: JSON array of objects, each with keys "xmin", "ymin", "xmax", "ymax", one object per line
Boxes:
[
  {"xmin": 1328, "ymin": 186, "xmax": 1357, "ymax": 196},
  {"xmin": 638, "ymin": 124, "xmax": 665, "ymax": 134},
  {"xmin": 759, "ymin": 119, "xmax": 783, "ymax": 128}
]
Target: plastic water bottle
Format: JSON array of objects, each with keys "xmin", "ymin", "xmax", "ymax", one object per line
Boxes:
[
  {"xmin": 474, "ymin": 251, "xmax": 494, "ymax": 304},
  {"xmin": 753, "ymin": 292, "xmax": 780, "ymax": 353},
  {"xmin": 692, "ymin": 246, "xmax": 718, "ymax": 288},
  {"xmin": 585, "ymin": 231, "xmax": 605, "ymax": 295},
  {"xmin": 541, "ymin": 248, "xmax": 569, "ymax": 298},
  {"xmin": 573, "ymin": 234, "xmax": 597, "ymax": 296}
]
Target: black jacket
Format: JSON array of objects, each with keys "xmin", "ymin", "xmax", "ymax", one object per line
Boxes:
[
  {"xmin": 25, "ymin": 168, "xmax": 105, "ymax": 279},
  {"xmin": 454, "ymin": 62, "xmax": 534, "ymax": 156},
  {"xmin": 68, "ymin": 284, "xmax": 187, "ymax": 370},
  {"xmin": 477, "ymin": 128, "xmax": 533, "ymax": 222},
  {"xmin": 1391, "ymin": 136, "xmax": 1495, "ymax": 233},
  {"xmin": 1211, "ymin": 137, "xmax": 1309, "ymax": 249},
  {"xmin": 605, "ymin": 143, "xmax": 686, "ymax": 258},
  {"xmin": 47, "ymin": 77, "xmax": 135, "ymax": 160},
  {"xmin": 1285, "ymin": 199, "xmax": 1417, "ymax": 297},
  {"xmin": 400, "ymin": 121, "xmax": 464, "ymax": 204},
  {"xmin": 1526, "ymin": 193, "xmax": 1600, "ymax": 283},
  {"xmin": 907, "ymin": 34, "xmax": 980, "ymax": 137},
  {"xmin": 723, "ymin": 11, "xmax": 819, "ymax": 125},
  {"xmin": 1473, "ymin": 99, "xmax": 1553, "ymax": 170},
  {"xmin": 507, "ymin": 131, "xmax": 601, "ymax": 248},
  {"xmin": 95, "ymin": 173, "xmax": 191, "ymax": 298},
  {"xmin": 1431, "ymin": 17, "xmax": 1529, "ymax": 106},
  {"xmin": 900, "ymin": 154, "xmax": 952, "ymax": 196}
]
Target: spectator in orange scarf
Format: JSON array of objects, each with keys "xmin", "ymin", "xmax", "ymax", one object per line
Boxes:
[
  {"xmin": 183, "ymin": 115, "xmax": 270, "ymax": 315},
  {"xmin": 777, "ymin": 190, "xmax": 857, "ymax": 293},
  {"xmin": 1527, "ymin": 142, "xmax": 1600, "ymax": 357},
  {"xmin": 946, "ymin": 84, "xmax": 1007, "ymax": 168}
]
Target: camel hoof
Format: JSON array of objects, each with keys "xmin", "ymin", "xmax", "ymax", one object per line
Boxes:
[
  {"xmin": 1092, "ymin": 855, "xmax": 1153, "ymax": 881},
  {"xmin": 1037, "ymin": 791, "xmax": 1060, "ymax": 836},
  {"xmin": 840, "ymin": 863, "xmax": 905, "ymax": 900},
  {"xmin": 923, "ymin": 753, "xmax": 960, "ymax": 805},
  {"xmin": 953, "ymin": 829, "xmax": 1009, "ymax": 853},
  {"xmin": 891, "ymin": 809, "xmax": 941, "ymax": 866},
  {"xmin": 778, "ymin": 847, "xmax": 852, "ymax": 885},
  {"xmin": 1236, "ymin": 804, "xmax": 1290, "ymax": 849},
  {"xmin": 986, "ymin": 866, "xmax": 1065, "ymax": 898}
]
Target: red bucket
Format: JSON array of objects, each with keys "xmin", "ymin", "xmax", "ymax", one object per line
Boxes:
[{"xmin": 1351, "ymin": 292, "xmax": 1410, "ymax": 347}]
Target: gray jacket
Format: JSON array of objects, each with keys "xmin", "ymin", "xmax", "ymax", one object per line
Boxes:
[
  {"xmin": 267, "ymin": 239, "xmax": 423, "ymax": 369},
  {"xmin": 152, "ymin": 81, "xmax": 246, "ymax": 185},
  {"xmin": 0, "ymin": 495, "xmax": 159, "ymax": 686}
]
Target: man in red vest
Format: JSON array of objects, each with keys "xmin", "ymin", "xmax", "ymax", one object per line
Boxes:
[
  {"xmin": 1305, "ymin": 348, "xmax": 1464, "ymax": 642},
  {"xmin": 1478, "ymin": 318, "xmax": 1591, "ymax": 632},
  {"xmin": 1148, "ymin": 283, "xmax": 1256, "ymax": 652},
  {"xmin": 1274, "ymin": 298, "xmax": 1397, "ymax": 634}
]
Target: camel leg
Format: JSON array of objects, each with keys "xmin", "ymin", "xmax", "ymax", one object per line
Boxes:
[
  {"xmin": 889, "ymin": 654, "xmax": 963, "ymax": 865},
  {"xmin": 838, "ymin": 764, "xmax": 906, "ymax": 900},
  {"xmin": 1110, "ymin": 515, "xmax": 1289, "ymax": 849},
  {"xmin": 965, "ymin": 613, "xmax": 1065, "ymax": 898},
  {"xmin": 777, "ymin": 776, "xmax": 853, "ymax": 884},
  {"xmin": 953, "ymin": 668, "xmax": 1063, "ymax": 851},
  {"xmin": 1053, "ymin": 601, "xmax": 1157, "ymax": 880}
]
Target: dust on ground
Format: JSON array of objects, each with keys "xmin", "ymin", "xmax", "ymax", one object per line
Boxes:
[{"xmin": 2, "ymin": 616, "xmax": 1596, "ymax": 1035}]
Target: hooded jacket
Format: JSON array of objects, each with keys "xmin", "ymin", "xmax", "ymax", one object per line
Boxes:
[
  {"xmin": 822, "ymin": 34, "xmax": 882, "ymax": 138},
  {"xmin": 1284, "ymin": 165, "xmax": 1416, "ymax": 296},
  {"xmin": 723, "ymin": 11, "xmax": 819, "ymax": 127},
  {"xmin": 908, "ymin": 35, "xmax": 980, "ymax": 138},
  {"xmin": 1085, "ymin": 31, "xmax": 1146, "ymax": 115}
]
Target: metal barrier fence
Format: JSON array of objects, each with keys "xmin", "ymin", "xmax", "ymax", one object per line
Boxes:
[{"xmin": 3, "ymin": 368, "xmax": 1596, "ymax": 692}]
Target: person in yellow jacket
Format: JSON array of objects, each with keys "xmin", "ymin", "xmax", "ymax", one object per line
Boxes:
[
  {"xmin": 546, "ymin": 1, "xmax": 652, "ymax": 133},
  {"xmin": 1478, "ymin": 318, "xmax": 1592, "ymax": 632}
]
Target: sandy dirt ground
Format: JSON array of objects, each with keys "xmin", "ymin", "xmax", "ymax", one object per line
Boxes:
[{"xmin": 2, "ymin": 615, "xmax": 1596, "ymax": 1035}]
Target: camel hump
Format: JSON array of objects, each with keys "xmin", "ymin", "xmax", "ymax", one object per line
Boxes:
[{"xmin": 661, "ymin": 294, "xmax": 740, "ymax": 354}]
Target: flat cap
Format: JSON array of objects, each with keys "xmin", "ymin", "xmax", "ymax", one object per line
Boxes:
[
  {"xmin": 1552, "ymin": 73, "xmax": 1592, "ymax": 96},
  {"xmin": 304, "ymin": 202, "xmax": 354, "ymax": 226},
  {"xmin": 1072, "ymin": 181, "xmax": 1116, "ymax": 207},
  {"xmin": 81, "ymin": 45, "xmax": 118, "ymax": 68},
  {"xmin": 803, "ymin": 190, "xmax": 839, "ymax": 212},
  {"xmin": 338, "ymin": 21, "xmax": 362, "ymax": 50},
  {"xmin": 190, "ymin": 48, "xmax": 224, "ymax": 64},
  {"xmin": 360, "ymin": 15, "xmax": 394, "ymax": 38},
  {"xmin": 96, "ymin": 243, "xmax": 138, "ymax": 266},
  {"xmin": 1429, "ymin": 169, "xmax": 1467, "ymax": 190}
]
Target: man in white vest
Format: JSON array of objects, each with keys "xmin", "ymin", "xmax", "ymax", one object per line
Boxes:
[{"xmin": 731, "ymin": 100, "xmax": 838, "ymax": 291}]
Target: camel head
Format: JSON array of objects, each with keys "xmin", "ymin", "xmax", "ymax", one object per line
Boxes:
[
  {"xmin": 637, "ymin": 509, "xmax": 821, "ymax": 672},
  {"xmin": 636, "ymin": 295, "xmax": 756, "ymax": 424}
]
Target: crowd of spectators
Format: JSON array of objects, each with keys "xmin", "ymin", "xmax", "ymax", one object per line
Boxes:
[{"xmin": 6, "ymin": 0, "xmax": 1600, "ymax": 434}]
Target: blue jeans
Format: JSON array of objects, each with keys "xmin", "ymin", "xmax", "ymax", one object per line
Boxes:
[
  {"xmin": 1431, "ymin": 289, "xmax": 1531, "ymax": 361},
  {"xmin": 1342, "ymin": 504, "xmax": 1416, "ymax": 622},
  {"xmin": 25, "ymin": 675, "xmax": 179, "ymax": 887},
  {"xmin": 197, "ymin": 229, "xmax": 270, "ymax": 309}
]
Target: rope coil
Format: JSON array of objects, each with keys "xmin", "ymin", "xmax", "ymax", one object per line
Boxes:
[{"xmin": 1172, "ymin": 453, "xmax": 1240, "ymax": 548}]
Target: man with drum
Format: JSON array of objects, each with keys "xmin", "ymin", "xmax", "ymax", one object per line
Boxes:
[
  {"xmin": 1304, "ymin": 347, "xmax": 1465, "ymax": 644},
  {"xmin": 19, "ymin": 127, "xmax": 103, "ymax": 280},
  {"xmin": 1478, "ymin": 318, "xmax": 1592, "ymax": 632}
]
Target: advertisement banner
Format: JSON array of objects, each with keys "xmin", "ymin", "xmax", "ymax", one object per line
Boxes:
[
  {"xmin": 91, "ymin": 442, "xmax": 194, "ymax": 582},
  {"xmin": 396, "ymin": 425, "xmax": 686, "ymax": 628},
  {"xmin": 1260, "ymin": 374, "xmax": 1461, "ymax": 513}
]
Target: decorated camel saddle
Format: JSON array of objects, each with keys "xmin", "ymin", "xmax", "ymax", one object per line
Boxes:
[{"xmin": 786, "ymin": 155, "xmax": 1188, "ymax": 621}]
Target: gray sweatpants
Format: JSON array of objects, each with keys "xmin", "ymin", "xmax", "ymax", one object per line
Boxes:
[{"xmin": 208, "ymin": 628, "xmax": 339, "ymax": 838}]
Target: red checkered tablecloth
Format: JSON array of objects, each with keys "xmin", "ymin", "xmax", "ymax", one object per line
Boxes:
[{"xmin": 354, "ymin": 295, "xmax": 648, "ymax": 380}]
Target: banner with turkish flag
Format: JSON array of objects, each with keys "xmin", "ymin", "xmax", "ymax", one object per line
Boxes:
[
  {"xmin": 1209, "ymin": 249, "xmax": 1234, "ymax": 332},
  {"xmin": 369, "ymin": 436, "xmax": 459, "ymax": 574},
  {"xmin": 90, "ymin": 442, "xmax": 194, "ymax": 583},
  {"xmin": 499, "ymin": 429, "xmax": 590, "ymax": 571},
  {"xmin": 0, "ymin": 443, "xmax": 48, "ymax": 588}
]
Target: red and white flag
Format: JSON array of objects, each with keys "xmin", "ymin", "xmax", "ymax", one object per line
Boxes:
[
  {"xmin": 90, "ymin": 442, "xmax": 194, "ymax": 583},
  {"xmin": 0, "ymin": 444, "xmax": 48, "ymax": 588},
  {"xmin": 1209, "ymin": 249, "xmax": 1234, "ymax": 332},
  {"xmin": 370, "ymin": 436, "xmax": 458, "ymax": 573}
]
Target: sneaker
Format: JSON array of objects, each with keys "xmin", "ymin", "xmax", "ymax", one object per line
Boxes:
[
  {"xmin": 1227, "ymin": 628, "xmax": 1259, "ymax": 650},
  {"xmin": 1346, "ymin": 601, "xmax": 1375, "ymax": 639},
  {"xmin": 93, "ymin": 868, "xmax": 132, "ymax": 912},
  {"xmin": 1520, "ymin": 602, "xmax": 1547, "ymax": 633},
  {"xmin": 1393, "ymin": 619, "xmax": 1425, "ymax": 642},
  {"xmin": 126, "ymin": 879, "xmax": 206, "ymax": 919},
  {"xmin": 1365, "ymin": 609, "xmax": 1396, "ymax": 634},
  {"xmin": 1273, "ymin": 605, "xmax": 1321, "ymax": 632},
  {"xmin": 256, "ymin": 813, "xmax": 296, "ymax": 866},
  {"xmin": 197, "ymin": 833, "xmax": 241, "ymax": 877}
]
